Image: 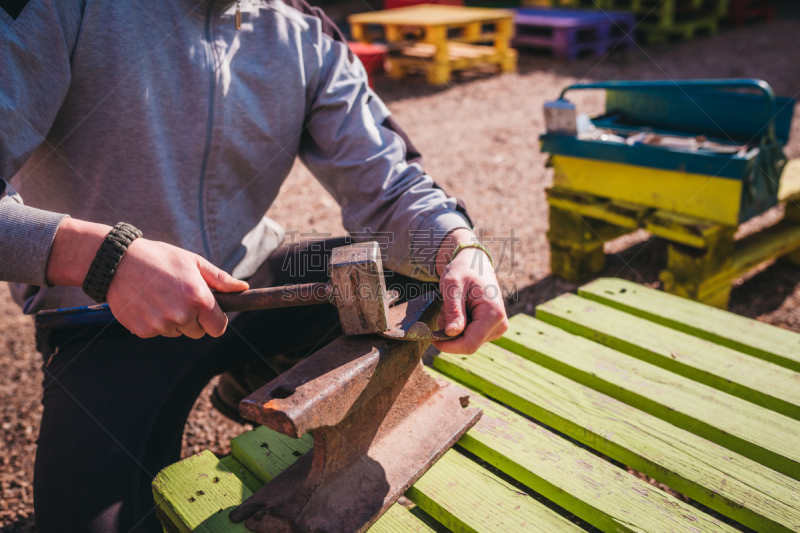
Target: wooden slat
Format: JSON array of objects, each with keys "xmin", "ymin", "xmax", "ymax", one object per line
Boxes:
[
  {"xmin": 349, "ymin": 6, "xmax": 514, "ymax": 28},
  {"xmin": 709, "ymin": 220, "xmax": 800, "ymax": 292},
  {"xmin": 536, "ymin": 293, "xmax": 800, "ymax": 420},
  {"xmin": 155, "ymin": 432, "xmax": 435, "ymax": 532},
  {"xmin": 546, "ymin": 186, "xmax": 731, "ymax": 249},
  {"xmin": 778, "ymin": 158, "xmax": 800, "ymax": 201},
  {"xmin": 368, "ymin": 506, "xmax": 437, "ymax": 533},
  {"xmin": 433, "ymin": 345, "xmax": 800, "ymax": 533},
  {"xmin": 406, "ymin": 449, "xmax": 584, "ymax": 533},
  {"xmin": 430, "ymin": 369, "xmax": 741, "ymax": 533},
  {"xmin": 578, "ymin": 278, "xmax": 800, "ymax": 373},
  {"xmin": 497, "ymin": 314, "xmax": 800, "ymax": 480},
  {"xmin": 230, "ymin": 426, "xmax": 313, "ymax": 484},
  {"xmin": 219, "ymin": 455, "xmax": 263, "ymax": 493},
  {"xmin": 550, "ymin": 155, "xmax": 743, "ymax": 226},
  {"xmin": 152, "ymin": 450, "xmax": 251, "ymax": 533},
  {"xmin": 231, "ymin": 427, "xmax": 427, "ymax": 532}
]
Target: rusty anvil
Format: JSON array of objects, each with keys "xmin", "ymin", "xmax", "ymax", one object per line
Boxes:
[
  {"xmin": 228, "ymin": 294, "xmax": 482, "ymax": 533},
  {"xmin": 34, "ymin": 241, "xmax": 453, "ymax": 341}
]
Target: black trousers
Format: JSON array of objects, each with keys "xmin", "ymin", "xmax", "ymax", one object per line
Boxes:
[{"xmin": 33, "ymin": 238, "xmax": 433, "ymax": 533}]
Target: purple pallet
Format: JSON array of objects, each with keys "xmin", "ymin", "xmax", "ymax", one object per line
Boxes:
[{"xmin": 512, "ymin": 8, "xmax": 636, "ymax": 60}]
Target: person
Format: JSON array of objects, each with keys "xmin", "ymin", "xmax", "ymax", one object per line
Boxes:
[{"xmin": 0, "ymin": 0, "xmax": 509, "ymax": 531}]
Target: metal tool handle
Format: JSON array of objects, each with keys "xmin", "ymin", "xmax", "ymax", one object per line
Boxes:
[{"xmin": 34, "ymin": 282, "xmax": 332, "ymax": 332}]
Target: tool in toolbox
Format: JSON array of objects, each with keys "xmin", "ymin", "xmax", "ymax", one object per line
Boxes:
[
  {"xmin": 34, "ymin": 242, "xmax": 455, "ymax": 341},
  {"xmin": 541, "ymin": 79, "xmax": 795, "ymax": 225},
  {"xmin": 228, "ymin": 292, "xmax": 481, "ymax": 532}
]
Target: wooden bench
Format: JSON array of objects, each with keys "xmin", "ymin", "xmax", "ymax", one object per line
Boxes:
[{"xmin": 154, "ymin": 278, "xmax": 800, "ymax": 532}]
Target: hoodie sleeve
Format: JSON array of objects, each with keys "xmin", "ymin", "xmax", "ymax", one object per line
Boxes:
[
  {"xmin": 0, "ymin": 0, "xmax": 83, "ymax": 286},
  {"xmin": 297, "ymin": 27, "xmax": 472, "ymax": 281}
]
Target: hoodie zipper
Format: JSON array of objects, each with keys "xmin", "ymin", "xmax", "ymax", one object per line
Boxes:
[{"xmin": 197, "ymin": 0, "xmax": 216, "ymax": 259}]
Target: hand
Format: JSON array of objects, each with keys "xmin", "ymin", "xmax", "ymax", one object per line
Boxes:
[
  {"xmin": 432, "ymin": 228, "xmax": 508, "ymax": 354},
  {"xmin": 45, "ymin": 218, "xmax": 248, "ymax": 339},
  {"xmin": 106, "ymin": 239, "xmax": 248, "ymax": 338}
]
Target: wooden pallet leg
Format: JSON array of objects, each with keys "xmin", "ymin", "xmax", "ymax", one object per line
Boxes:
[
  {"xmin": 779, "ymin": 202, "xmax": 800, "ymax": 267},
  {"xmin": 387, "ymin": 60, "xmax": 407, "ymax": 80},
  {"xmin": 424, "ymin": 27, "xmax": 451, "ymax": 86},
  {"xmin": 550, "ymin": 242, "xmax": 605, "ymax": 282},
  {"xmin": 656, "ymin": 0, "xmax": 675, "ymax": 28},
  {"xmin": 426, "ymin": 62, "xmax": 451, "ymax": 85},
  {"xmin": 548, "ymin": 204, "xmax": 623, "ymax": 282},
  {"xmin": 500, "ymin": 49, "xmax": 517, "ymax": 73},
  {"xmin": 659, "ymin": 227, "xmax": 736, "ymax": 308}
]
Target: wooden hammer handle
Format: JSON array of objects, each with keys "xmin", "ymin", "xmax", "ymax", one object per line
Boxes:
[
  {"xmin": 215, "ymin": 282, "xmax": 332, "ymax": 312},
  {"xmin": 35, "ymin": 281, "xmax": 333, "ymax": 331}
]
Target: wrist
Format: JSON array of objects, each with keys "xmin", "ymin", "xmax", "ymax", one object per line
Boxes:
[
  {"xmin": 435, "ymin": 228, "xmax": 477, "ymax": 277},
  {"xmin": 45, "ymin": 218, "xmax": 114, "ymax": 287}
]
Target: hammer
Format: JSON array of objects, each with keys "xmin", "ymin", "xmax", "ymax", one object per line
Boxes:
[{"xmin": 35, "ymin": 242, "xmax": 454, "ymax": 340}]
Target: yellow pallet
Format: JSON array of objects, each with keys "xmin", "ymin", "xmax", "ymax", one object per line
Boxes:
[
  {"xmin": 388, "ymin": 42, "xmax": 516, "ymax": 84},
  {"xmin": 349, "ymin": 5, "xmax": 516, "ymax": 85},
  {"xmin": 550, "ymin": 154, "xmax": 744, "ymax": 226},
  {"xmin": 545, "ymin": 160, "xmax": 800, "ymax": 308}
]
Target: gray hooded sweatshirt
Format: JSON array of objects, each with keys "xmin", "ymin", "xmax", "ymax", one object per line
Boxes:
[{"xmin": 0, "ymin": 0, "xmax": 471, "ymax": 313}]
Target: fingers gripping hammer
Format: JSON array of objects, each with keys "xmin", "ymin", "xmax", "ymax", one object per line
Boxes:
[{"xmin": 34, "ymin": 242, "xmax": 453, "ymax": 341}]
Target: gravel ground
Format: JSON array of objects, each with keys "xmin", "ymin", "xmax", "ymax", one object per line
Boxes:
[{"xmin": 3, "ymin": 13, "xmax": 800, "ymax": 532}]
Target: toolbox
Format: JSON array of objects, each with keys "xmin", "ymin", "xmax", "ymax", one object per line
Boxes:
[{"xmin": 540, "ymin": 79, "xmax": 794, "ymax": 225}]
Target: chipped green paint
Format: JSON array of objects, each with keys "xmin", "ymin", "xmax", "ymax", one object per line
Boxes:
[
  {"xmin": 497, "ymin": 314, "xmax": 800, "ymax": 480},
  {"xmin": 578, "ymin": 278, "xmax": 800, "ymax": 373},
  {"xmin": 434, "ymin": 346, "xmax": 800, "ymax": 533},
  {"xmin": 537, "ymin": 293, "xmax": 800, "ymax": 421},
  {"xmin": 406, "ymin": 449, "xmax": 583, "ymax": 533},
  {"xmin": 430, "ymin": 368, "xmax": 740, "ymax": 533}
]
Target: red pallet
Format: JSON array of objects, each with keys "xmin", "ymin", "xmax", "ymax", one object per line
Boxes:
[
  {"xmin": 349, "ymin": 42, "xmax": 387, "ymax": 88},
  {"xmin": 383, "ymin": 0, "xmax": 463, "ymax": 9},
  {"xmin": 728, "ymin": 0, "xmax": 775, "ymax": 27}
]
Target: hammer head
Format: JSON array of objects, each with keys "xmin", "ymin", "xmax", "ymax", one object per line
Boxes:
[{"xmin": 329, "ymin": 241, "xmax": 390, "ymax": 336}]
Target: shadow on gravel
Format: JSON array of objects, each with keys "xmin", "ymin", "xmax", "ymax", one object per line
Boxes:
[
  {"xmin": 372, "ymin": 68, "xmax": 504, "ymax": 104},
  {"xmin": 2, "ymin": 516, "xmax": 36, "ymax": 533},
  {"xmin": 729, "ymin": 261, "xmax": 800, "ymax": 320}
]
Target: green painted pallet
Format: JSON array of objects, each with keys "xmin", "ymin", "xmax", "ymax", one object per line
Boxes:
[
  {"xmin": 154, "ymin": 278, "xmax": 800, "ymax": 533},
  {"xmin": 641, "ymin": 16, "xmax": 719, "ymax": 44},
  {"xmin": 536, "ymin": 292, "xmax": 800, "ymax": 420},
  {"xmin": 497, "ymin": 314, "xmax": 800, "ymax": 480},
  {"xmin": 579, "ymin": 278, "xmax": 800, "ymax": 372}
]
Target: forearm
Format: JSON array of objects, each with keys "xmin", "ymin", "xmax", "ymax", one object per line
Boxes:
[
  {"xmin": 45, "ymin": 217, "xmax": 112, "ymax": 287},
  {"xmin": 0, "ymin": 182, "xmax": 70, "ymax": 287}
]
